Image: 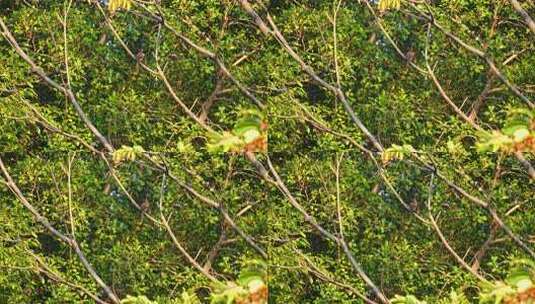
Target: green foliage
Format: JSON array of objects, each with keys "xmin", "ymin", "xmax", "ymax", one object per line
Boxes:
[
  {"xmin": 1, "ymin": 0, "xmax": 535, "ymax": 303},
  {"xmin": 207, "ymin": 109, "xmax": 267, "ymax": 153},
  {"xmin": 121, "ymin": 295, "xmax": 157, "ymax": 304},
  {"xmin": 394, "ymin": 261, "xmax": 535, "ymax": 303},
  {"xmin": 113, "ymin": 145, "xmax": 146, "ymax": 163},
  {"xmin": 480, "ymin": 260, "xmax": 535, "ymax": 304},
  {"xmin": 381, "ymin": 144, "xmax": 416, "ymax": 164},
  {"xmin": 391, "ymin": 295, "xmax": 427, "ymax": 304},
  {"xmin": 210, "ymin": 259, "xmax": 267, "ymax": 304},
  {"xmin": 445, "ymin": 291, "xmax": 470, "ymax": 304},
  {"xmin": 477, "ymin": 108, "xmax": 535, "ymax": 153}
]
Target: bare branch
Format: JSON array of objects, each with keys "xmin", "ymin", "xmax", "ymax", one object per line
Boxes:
[
  {"xmin": 157, "ymin": 175, "xmax": 219, "ymax": 282},
  {"xmin": 413, "ymin": 155, "xmax": 535, "ymax": 259},
  {"xmin": 30, "ymin": 251, "xmax": 111, "ymax": 304},
  {"xmin": 408, "ymin": 2, "xmax": 534, "ymax": 108},
  {"xmin": 509, "ymin": 0, "xmax": 535, "ymax": 36},
  {"xmin": 0, "ymin": 157, "xmax": 120, "ymax": 304},
  {"xmin": 297, "ymin": 251, "xmax": 379, "ymax": 304},
  {"xmin": 236, "ymin": 0, "xmax": 385, "ymax": 152},
  {"xmin": 425, "ymin": 174, "xmax": 488, "ymax": 282},
  {"xmin": 363, "ymin": 0, "xmax": 428, "ymax": 74},
  {"xmin": 264, "ymin": 156, "xmax": 391, "ymax": 304},
  {"xmin": 0, "ymin": 18, "xmax": 115, "ymax": 152}
]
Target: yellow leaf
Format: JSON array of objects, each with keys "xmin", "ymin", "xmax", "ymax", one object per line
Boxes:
[{"xmin": 108, "ymin": 0, "xmax": 131, "ymax": 13}]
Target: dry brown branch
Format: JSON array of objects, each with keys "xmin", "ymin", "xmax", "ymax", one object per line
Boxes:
[
  {"xmin": 468, "ymin": 70, "xmax": 495, "ymax": 121},
  {"xmin": 334, "ymin": 152, "xmax": 345, "ymax": 239},
  {"xmin": 199, "ymin": 68, "xmax": 227, "ymax": 123},
  {"xmin": 203, "ymin": 219, "xmax": 229, "ymax": 273},
  {"xmin": 422, "ymin": 25, "xmax": 535, "ymax": 180},
  {"xmin": 130, "ymin": 2, "xmax": 266, "ymax": 109},
  {"xmin": 264, "ymin": 156, "xmax": 391, "ymax": 304},
  {"xmin": 104, "ymin": 12, "xmax": 391, "ymax": 291},
  {"xmin": 23, "ymin": 89, "xmax": 269, "ymax": 269},
  {"xmin": 4, "ymin": 3, "xmax": 268, "ymax": 288},
  {"xmin": 154, "ymin": 161, "xmax": 268, "ymax": 259},
  {"xmin": 468, "ymin": 6, "xmax": 501, "ymax": 121},
  {"xmin": 471, "ymin": 220, "xmax": 499, "ymax": 273},
  {"xmin": 413, "ymin": 154, "xmax": 535, "ymax": 259},
  {"xmin": 295, "ymin": 103, "xmax": 429, "ymax": 224},
  {"xmin": 157, "ymin": 175, "xmax": 218, "ymax": 282},
  {"xmin": 363, "ymin": 0, "xmax": 428, "ymax": 74},
  {"xmin": 98, "ymin": 2, "xmax": 534, "ymax": 300},
  {"xmin": 331, "ymin": 0, "xmax": 343, "ymax": 88},
  {"xmin": 509, "ymin": 0, "xmax": 535, "ymax": 36}
]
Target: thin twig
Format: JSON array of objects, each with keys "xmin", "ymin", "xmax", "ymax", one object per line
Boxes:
[
  {"xmin": 408, "ymin": 2, "xmax": 534, "ymax": 108},
  {"xmin": 297, "ymin": 251, "xmax": 379, "ymax": 304},
  {"xmin": 413, "ymin": 155, "xmax": 535, "ymax": 259},
  {"xmin": 236, "ymin": 0, "xmax": 384, "ymax": 151},
  {"xmin": 29, "ymin": 251, "xmax": 111, "ymax": 304},
  {"xmin": 363, "ymin": 0, "xmax": 428, "ymax": 74},
  {"xmin": 67, "ymin": 152, "xmax": 77, "ymax": 238},
  {"xmin": 332, "ymin": 0, "xmax": 343, "ymax": 88},
  {"xmin": 334, "ymin": 152, "xmax": 345, "ymax": 239},
  {"xmin": 426, "ymin": 174, "xmax": 488, "ymax": 282},
  {"xmin": 0, "ymin": 157, "xmax": 120, "ymax": 304},
  {"xmin": 264, "ymin": 156, "xmax": 390, "ymax": 304},
  {"xmin": 157, "ymin": 175, "xmax": 218, "ymax": 282},
  {"xmin": 423, "ymin": 24, "xmax": 535, "ymax": 180},
  {"xmin": 509, "ymin": 0, "xmax": 535, "ymax": 36},
  {"xmin": 0, "ymin": 18, "xmax": 114, "ymax": 152}
]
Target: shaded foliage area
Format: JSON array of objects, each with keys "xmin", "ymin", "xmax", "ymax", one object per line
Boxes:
[{"xmin": 1, "ymin": 0, "xmax": 534, "ymax": 303}]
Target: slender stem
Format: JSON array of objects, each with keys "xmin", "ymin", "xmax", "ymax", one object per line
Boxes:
[
  {"xmin": 0, "ymin": 18, "xmax": 115, "ymax": 152},
  {"xmin": 509, "ymin": 0, "xmax": 535, "ymax": 36},
  {"xmin": 0, "ymin": 157, "xmax": 120, "ymax": 304},
  {"xmin": 426, "ymin": 175, "xmax": 488, "ymax": 282}
]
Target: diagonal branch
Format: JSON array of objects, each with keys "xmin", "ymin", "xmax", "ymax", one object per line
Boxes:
[
  {"xmin": 30, "ymin": 251, "xmax": 111, "ymax": 304},
  {"xmin": 413, "ymin": 155, "xmax": 535, "ymax": 259},
  {"xmin": 407, "ymin": 2, "xmax": 534, "ymax": 109},
  {"xmin": 264, "ymin": 155, "xmax": 391, "ymax": 304},
  {"xmin": 425, "ymin": 174, "xmax": 488, "ymax": 282},
  {"xmin": 236, "ymin": 0, "xmax": 384, "ymax": 152},
  {"xmin": 509, "ymin": 0, "xmax": 535, "ymax": 36},
  {"xmin": 0, "ymin": 157, "xmax": 120, "ymax": 304},
  {"xmin": 0, "ymin": 18, "xmax": 114, "ymax": 153},
  {"xmin": 422, "ymin": 24, "xmax": 535, "ymax": 180}
]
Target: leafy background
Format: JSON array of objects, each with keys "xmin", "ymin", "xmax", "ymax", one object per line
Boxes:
[{"xmin": 1, "ymin": 0, "xmax": 534, "ymax": 303}]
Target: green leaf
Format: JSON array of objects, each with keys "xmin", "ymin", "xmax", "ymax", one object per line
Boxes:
[
  {"xmin": 502, "ymin": 124, "xmax": 528, "ymax": 137},
  {"xmin": 120, "ymin": 295, "xmax": 156, "ymax": 304},
  {"xmin": 506, "ymin": 271, "xmax": 533, "ymax": 292},
  {"xmin": 391, "ymin": 295, "xmax": 427, "ymax": 304},
  {"xmin": 113, "ymin": 145, "xmax": 146, "ymax": 163},
  {"xmin": 206, "ymin": 131, "xmax": 244, "ymax": 153},
  {"xmin": 512, "ymin": 128, "xmax": 530, "ymax": 142},
  {"xmin": 476, "ymin": 131, "xmax": 513, "ymax": 153},
  {"xmin": 382, "ymin": 144, "xmax": 415, "ymax": 164},
  {"xmin": 378, "ymin": 0, "xmax": 401, "ymax": 11},
  {"xmin": 479, "ymin": 282, "xmax": 516, "ymax": 304},
  {"xmin": 241, "ymin": 128, "xmax": 261, "ymax": 144}
]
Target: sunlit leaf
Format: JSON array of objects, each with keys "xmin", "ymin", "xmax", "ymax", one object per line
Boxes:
[
  {"xmin": 378, "ymin": 0, "xmax": 401, "ymax": 11},
  {"xmin": 108, "ymin": 0, "xmax": 132, "ymax": 12}
]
